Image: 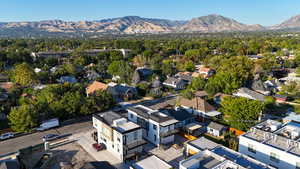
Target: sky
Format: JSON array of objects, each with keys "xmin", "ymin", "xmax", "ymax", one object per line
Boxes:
[{"xmin": 0, "ymin": 0, "xmax": 299, "ymax": 26}]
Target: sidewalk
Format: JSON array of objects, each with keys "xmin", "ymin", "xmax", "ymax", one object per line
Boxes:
[{"xmin": 70, "ymin": 130, "xmax": 128, "ymax": 169}]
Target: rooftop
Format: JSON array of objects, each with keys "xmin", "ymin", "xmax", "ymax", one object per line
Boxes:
[
  {"xmin": 132, "ymin": 155, "xmax": 172, "ymax": 169},
  {"xmin": 243, "ymin": 120, "xmax": 300, "ymax": 157},
  {"xmin": 128, "ymin": 105, "xmax": 178, "ymax": 125},
  {"xmin": 188, "ymin": 137, "xmax": 219, "ymax": 151}
]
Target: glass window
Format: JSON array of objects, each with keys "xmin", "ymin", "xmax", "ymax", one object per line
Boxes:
[
  {"xmin": 133, "ymin": 131, "xmax": 138, "ymax": 140},
  {"xmin": 270, "ymin": 152, "xmax": 279, "ymax": 163},
  {"xmin": 153, "ymin": 124, "xmax": 157, "ymax": 130},
  {"xmin": 248, "ymin": 144, "xmax": 256, "ymax": 154},
  {"xmin": 154, "ymin": 134, "xmax": 156, "ymax": 141},
  {"xmin": 130, "ymin": 113, "xmax": 133, "ymax": 119}
]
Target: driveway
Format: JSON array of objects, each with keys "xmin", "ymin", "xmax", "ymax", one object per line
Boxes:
[{"xmin": 70, "ymin": 130, "xmax": 129, "ymax": 169}]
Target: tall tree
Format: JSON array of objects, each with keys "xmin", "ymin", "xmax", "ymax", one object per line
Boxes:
[{"xmin": 12, "ymin": 63, "xmax": 38, "ymax": 86}]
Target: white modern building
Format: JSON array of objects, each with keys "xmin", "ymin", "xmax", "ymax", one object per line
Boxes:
[
  {"xmin": 181, "ymin": 137, "xmax": 274, "ymax": 169},
  {"xmin": 239, "ymin": 120, "xmax": 300, "ymax": 169},
  {"xmin": 92, "ymin": 111, "xmax": 147, "ymax": 161},
  {"xmin": 127, "ymin": 105, "xmax": 179, "ymax": 146},
  {"xmin": 130, "ymin": 155, "xmax": 172, "ymax": 169}
]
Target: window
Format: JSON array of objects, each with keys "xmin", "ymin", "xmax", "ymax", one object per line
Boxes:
[
  {"xmin": 130, "ymin": 113, "xmax": 133, "ymax": 119},
  {"xmin": 153, "ymin": 124, "xmax": 157, "ymax": 130},
  {"xmin": 270, "ymin": 152, "xmax": 279, "ymax": 163},
  {"xmin": 133, "ymin": 131, "xmax": 138, "ymax": 140},
  {"xmin": 248, "ymin": 144, "xmax": 256, "ymax": 154},
  {"xmin": 296, "ymin": 162, "xmax": 300, "ymax": 169},
  {"xmin": 117, "ymin": 137, "xmax": 121, "ymax": 142},
  {"xmin": 154, "ymin": 134, "xmax": 156, "ymax": 142}
]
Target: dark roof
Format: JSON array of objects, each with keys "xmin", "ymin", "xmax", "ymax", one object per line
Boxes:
[
  {"xmin": 93, "ymin": 111, "xmax": 122, "ymax": 125},
  {"xmin": 251, "ymin": 79, "xmax": 268, "ymax": 92},
  {"xmin": 0, "ymin": 161, "xmax": 19, "ymax": 169},
  {"xmin": 160, "ymin": 108, "xmax": 194, "ymax": 122},
  {"xmin": 127, "ymin": 106, "xmax": 174, "ymax": 123},
  {"xmin": 207, "ymin": 122, "xmax": 227, "ymax": 131}
]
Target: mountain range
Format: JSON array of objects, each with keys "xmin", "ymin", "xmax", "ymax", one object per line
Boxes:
[{"xmin": 1, "ymin": 14, "xmax": 300, "ymax": 37}]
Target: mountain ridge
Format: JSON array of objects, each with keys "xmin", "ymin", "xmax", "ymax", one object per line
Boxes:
[{"xmin": 0, "ymin": 14, "xmax": 300, "ymax": 37}]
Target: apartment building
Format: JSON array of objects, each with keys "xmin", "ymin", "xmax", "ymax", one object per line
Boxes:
[
  {"xmin": 92, "ymin": 111, "xmax": 146, "ymax": 161},
  {"xmin": 127, "ymin": 105, "xmax": 179, "ymax": 146},
  {"xmin": 239, "ymin": 120, "xmax": 300, "ymax": 169}
]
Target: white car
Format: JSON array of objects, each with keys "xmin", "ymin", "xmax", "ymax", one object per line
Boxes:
[{"xmin": 0, "ymin": 132, "xmax": 14, "ymax": 140}]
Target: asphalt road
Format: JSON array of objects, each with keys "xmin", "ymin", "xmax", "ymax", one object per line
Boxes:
[{"xmin": 0, "ymin": 120, "xmax": 92, "ymax": 155}]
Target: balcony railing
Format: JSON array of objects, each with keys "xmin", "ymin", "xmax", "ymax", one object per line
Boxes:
[
  {"xmin": 124, "ymin": 139, "xmax": 147, "ymax": 150},
  {"xmin": 160, "ymin": 128, "xmax": 179, "ymax": 138}
]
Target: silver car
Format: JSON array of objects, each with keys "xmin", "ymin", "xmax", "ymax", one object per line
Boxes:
[{"xmin": 0, "ymin": 132, "xmax": 14, "ymax": 140}]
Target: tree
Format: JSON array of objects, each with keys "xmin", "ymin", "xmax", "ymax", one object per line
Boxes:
[
  {"xmin": 161, "ymin": 60, "xmax": 175, "ymax": 76},
  {"xmin": 184, "ymin": 60, "xmax": 195, "ymax": 72},
  {"xmin": 219, "ymin": 97, "xmax": 265, "ymax": 131},
  {"xmin": 12, "ymin": 63, "xmax": 38, "ymax": 86},
  {"xmin": 8, "ymin": 105, "xmax": 38, "ymax": 132},
  {"xmin": 189, "ymin": 77, "xmax": 206, "ymax": 91},
  {"xmin": 108, "ymin": 60, "xmax": 133, "ymax": 83}
]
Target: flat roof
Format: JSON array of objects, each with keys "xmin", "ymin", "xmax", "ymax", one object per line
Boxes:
[
  {"xmin": 116, "ymin": 121, "xmax": 140, "ymax": 133},
  {"xmin": 132, "ymin": 155, "xmax": 172, "ymax": 169},
  {"xmin": 188, "ymin": 137, "xmax": 219, "ymax": 151},
  {"xmin": 185, "ymin": 123, "xmax": 204, "ymax": 131}
]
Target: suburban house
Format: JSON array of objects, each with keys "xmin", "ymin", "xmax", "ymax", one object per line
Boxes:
[
  {"xmin": 92, "ymin": 111, "xmax": 146, "ymax": 162},
  {"xmin": 198, "ymin": 67, "xmax": 215, "ymax": 79},
  {"xmin": 127, "ymin": 105, "xmax": 179, "ymax": 146},
  {"xmin": 206, "ymin": 122, "xmax": 227, "ymax": 137},
  {"xmin": 250, "ymin": 78, "xmax": 271, "ymax": 95},
  {"xmin": 163, "ymin": 77, "xmax": 188, "ymax": 90},
  {"xmin": 283, "ymin": 112, "xmax": 300, "ymax": 123},
  {"xmin": 0, "ymin": 73, "xmax": 9, "ymax": 82},
  {"xmin": 107, "ymin": 82, "xmax": 138, "ymax": 102},
  {"xmin": 233, "ymin": 87, "xmax": 265, "ymax": 101},
  {"xmin": 280, "ymin": 69, "xmax": 300, "ymax": 83},
  {"xmin": 175, "ymin": 72, "xmax": 193, "ymax": 84},
  {"xmin": 239, "ymin": 120, "xmax": 300, "ymax": 169},
  {"xmin": 86, "ymin": 81, "xmax": 108, "ymax": 96},
  {"xmin": 132, "ymin": 67, "xmax": 153, "ymax": 84},
  {"xmin": 130, "ymin": 155, "xmax": 172, "ymax": 169},
  {"xmin": 178, "ymin": 97, "xmax": 221, "ymax": 118},
  {"xmin": 0, "ymin": 82, "xmax": 13, "ymax": 92},
  {"xmin": 57, "ymin": 76, "xmax": 78, "ymax": 84},
  {"xmin": 264, "ymin": 80, "xmax": 281, "ymax": 92},
  {"xmin": 180, "ymin": 143, "xmax": 274, "ymax": 169}
]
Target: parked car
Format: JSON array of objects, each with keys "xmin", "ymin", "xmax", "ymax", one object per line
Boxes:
[
  {"xmin": 92, "ymin": 143, "xmax": 105, "ymax": 151},
  {"xmin": 42, "ymin": 134, "xmax": 60, "ymax": 142},
  {"xmin": 37, "ymin": 118, "xmax": 59, "ymax": 131},
  {"xmin": 0, "ymin": 132, "xmax": 14, "ymax": 140}
]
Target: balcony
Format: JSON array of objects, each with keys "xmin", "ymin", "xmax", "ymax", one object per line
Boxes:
[
  {"xmin": 124, "ymin": 139, "xmax": 147, "ymax": 150},
  {"xmin": 160, "ymin": 128, "xmax": 179, "ymax": 138}
]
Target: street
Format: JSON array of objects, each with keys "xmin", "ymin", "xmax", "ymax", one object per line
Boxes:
[{"xmin": 0, "ymin": 120, "xmax": 92, "ymax": 155}]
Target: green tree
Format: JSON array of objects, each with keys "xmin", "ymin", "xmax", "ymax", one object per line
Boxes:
[
  {"xmin": 12, "ymin": 63, "xmax": 38, "ymax": 86},
  {"xmin": 189, "ymin": 77, "xmax": 206, "ymax": 91},
  {"xmin": 219, "ymin": 97, "xmax": 265, "ymax": 131},
  {"xmin": 184, "ymin": 60, "xmax": 195, "ymax": 72},
  {"xmin": 8, "ymin": 105, "xmax": 38, "ymax": 132},
  {"xmin": 108, "ymin": 60, "xmax": 133, "ymax": 83}
]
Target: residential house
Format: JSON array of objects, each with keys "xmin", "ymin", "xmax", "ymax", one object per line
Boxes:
[
  {"xmin": 283, "ymin": 112, "xmax": 300, "ymax": 123},
  {"xmin": 127, "ymin": 105, "xmax": 179, "ymax": 146},
  {"xmin": 264, "ymin": 80, "xmax": 281, "ymax": 92},
  {"xmin": 250, "ymin": 77, "xmax": 271, "ymax": 95},
  {"xmin": 198, "ymin": 67, "xmax": 215, "ymax": 79},
  {"xmin": 107, "ymin": 83, "xmax": 138, "ymax": 102},
  {"xmin": 247, "ymin": 55, "xmax": 263, "ymax": 60},
  {"xmin": 57, "ymin": 76, "xmax": 77, "ymax": 84},
  {"xmin": 163, "ymin": 77, "xmax": 187, "ymax": 90},
  {"xmin": 233, "ymin": 87, "xmax": 266, "ymax": 101},
  {"xmin": 0, "ymin": 82, "xmax": 13, "ymax": 92},
  {"xmin": 180, "ymin": 144, "xmax": 274, "ymax": 169},
  {"xmin": 175, "ymin": 72, "xmax": 193, "ymax": 84},
  {"xmin": 0, "ymin": 73, "xmax": 9, "ymax": 82},
  {"xmin": 92, "ymin": 111, "xmax": 146, "ymax": 161},
  {"xmin": 132, "ymin": 67, "xmax": 153, "ymax": 85},
  {"xmin": 280, "ymin": 69, "xmax": 300, "ymax": 83},
  {"xmin": 206, "ymin": 122, "xmax": 227, "ymax": 137},
  {"xmin": 86, "ymin": 81, "xmax": 108, "ymax": 96},
  {"xmin": 239, "ymin": 120, "xmax": 300, "ymax": 169},
  {"xmin": 178, "ymin": 97, "xmax": 221, "ymax": 118},
  {"xmin": 130, "ymin": 155, "xmax": 172, "ymax": 169}
]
